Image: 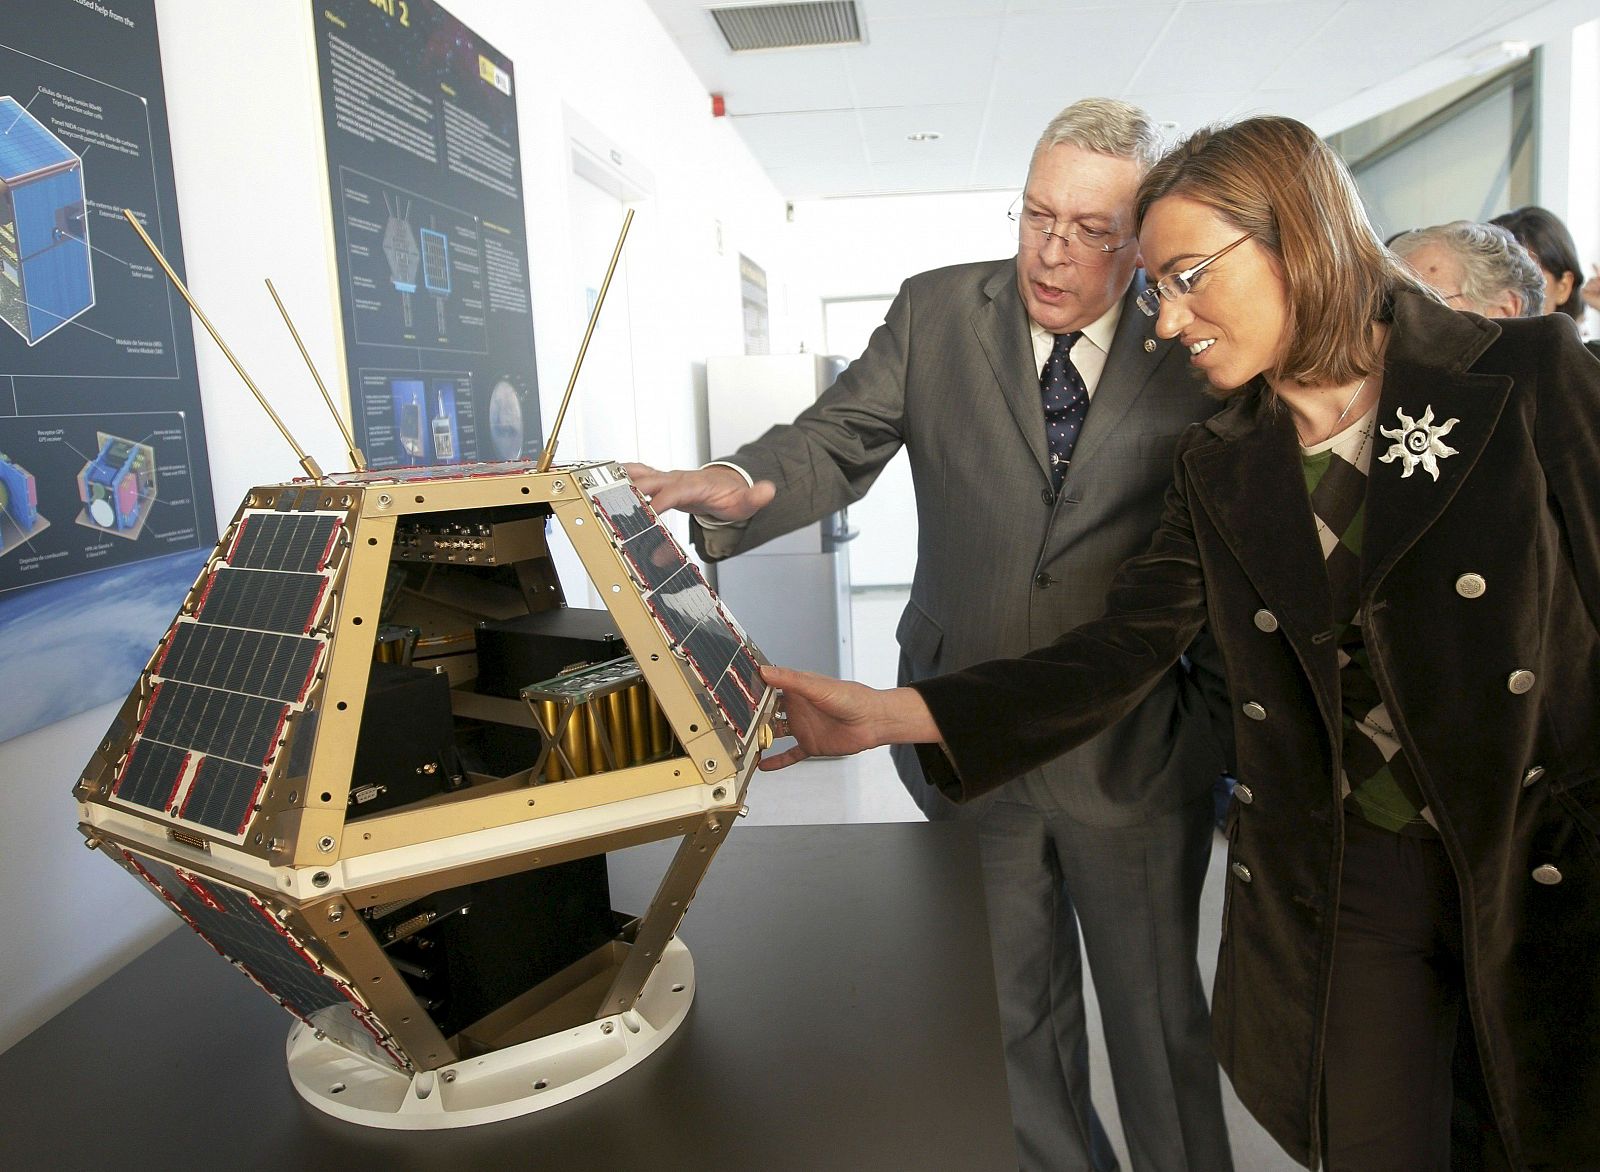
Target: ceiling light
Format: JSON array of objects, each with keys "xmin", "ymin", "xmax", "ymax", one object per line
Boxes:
[{"xmin": 906, "ymin": 131, "xmax": 941, "ymax": 143}]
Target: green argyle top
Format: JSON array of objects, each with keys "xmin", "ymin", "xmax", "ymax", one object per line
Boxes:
[{"xmin": 1301, "ymin": 408, "xmax": 1437, "ymax": 837}]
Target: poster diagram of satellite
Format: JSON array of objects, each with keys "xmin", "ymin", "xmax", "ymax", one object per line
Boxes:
[
  {"xmin": 75, "ymin": 431, "xmax": 157, "ymax": 540},
  {"xmin": 0, "ymin": 449, "xmax": 48, "ymax": 556},
  {"xmin": 381, "ymin": 194, "xmax": 419, "ymax": 293},
  {"xmin": 420, "ymin": 226, "xmax": 450, "ymax": 295},
  {"xmin": 0, "ymin": 94, "xmax": 95, "ymax": 346}
]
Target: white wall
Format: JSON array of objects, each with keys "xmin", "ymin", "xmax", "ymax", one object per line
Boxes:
[
  {"xmin": 1544, "ymin": 19, "xmax": 1599, "ymax": 338},
  {"xmin": 0, "ymin": 0, "xmax": 805, "ymax": 1056},
  {"xmin": 785, "ymin": 190, "xmax": 1019, "ymax": 585}
]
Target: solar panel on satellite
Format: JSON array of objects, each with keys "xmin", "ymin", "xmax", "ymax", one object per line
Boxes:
[
  {"xmin": 126, "ymin": 853, "xmax": 404, "ymax": 1069},
  {"xmin": 111, "ymin": 510, "xmax": 343, "ymax": 833},
  {"xmin": 197, "ymin": 566, "xmax": 328, "ymax": 634},
  {"xmin": 112, "ymin": 739, "xmax": 188, "ymax": 812},
  {"xmin": 585, "ymin": 483, "xmax": 769, "ymax": 742},
  {"xmin": 617, "ymin": 525, "xmax": 687, "ymax": 595},
  {"xmin": 140, "ymin": 681, "xmax": 287, "ymax": 768},
  {"xmin": 159, "ymin": 622, "xmax": 323, "ymax": 704},
  {"xmin": 179, "ymin": 757, "xmax": 268, "ymax": 833},
  {"xmin": 227, "ymin": 512, "xmax": 341, "ymax": 573},
  {"xmin": 591, "ymin": 484, "xmax": 657, "ymax": 543}
]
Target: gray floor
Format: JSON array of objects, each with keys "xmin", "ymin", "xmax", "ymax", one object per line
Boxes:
[{"xmin": 743, "ymin": 586, "xmax": 1301, "ymax": 1171}]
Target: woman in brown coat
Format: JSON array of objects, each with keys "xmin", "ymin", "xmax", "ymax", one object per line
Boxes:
[{"xmin": 761, "ymin": 118, "xmax": 1600, "ymax": 1170}]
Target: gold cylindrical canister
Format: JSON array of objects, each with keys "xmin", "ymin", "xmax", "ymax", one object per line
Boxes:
[
  {"xmin": 626, "ymin": 685, "xmax": 649, "ymax": 762},
  {"xmin": 604, "ymin": 691, "xmax": 630, "ymax": 769},
  {"xmin": 538, "ymin": 700, "xmax": 564, "ymax": 781},
  {"xmin": 560, "ymin": 703, "xmax": 590, "ymax": 779},
  {"xmin": 648, "ymin": 694, "xmax": 671, "ymax": 757},
  {"xmin": 584, "ymin": 703, "xmax": 609, "ymax": 773}
]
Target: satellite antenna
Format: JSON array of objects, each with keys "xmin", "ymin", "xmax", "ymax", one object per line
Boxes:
[
  {"xmin": 265, "ymin": 278, "xmax": 367, "ymax": 472},
  {"xmin": 536, "ymin": 208, "xmax": 633, "ymax": 472},
  {"xmin": 121, "ymin": 209, "xmax": 326, "ymax": 481}
]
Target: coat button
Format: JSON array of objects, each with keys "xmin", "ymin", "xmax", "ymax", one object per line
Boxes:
[
  {"xmin": 1035, "ymin": 572, "xmax": 1054, "ymax": 589},
  {"xmin": 1253, "ymin": 609, "xmax": 1279, "ymax": 633},
  {"xmin": 1041, "ymin": 488, "xmax": 1056, "ymax": 506},
  {"xmin": 1507, "ymin": 670, "xmax": 1536, "ymax": 694},
  {"xmin": 1455, "ymin": 573, "xmax": 1487, "ymax": 598},
  {"xmin": 1532, "ymin": 864, "xmax": 1563, "ymax": 885},
  {"xmin": 1234, "ymin": 783, "xmax": 1254, "ymax": 805},
  {"xmin": 1242, "ymin": 701, "xmax": 1268, "ymax": 721},
  {"xmin": 1230, "ymin": 861, "xmax": 1253, "ymax": 883},
  {"xmin": 1522, "ymin": 765, "xmax": 1545, "ymax": 787}
]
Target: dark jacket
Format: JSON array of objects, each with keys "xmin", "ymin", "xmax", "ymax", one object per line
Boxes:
[{"xmin": 914, "ymin": 291, "xmax": 1600, "ymax": 1167}]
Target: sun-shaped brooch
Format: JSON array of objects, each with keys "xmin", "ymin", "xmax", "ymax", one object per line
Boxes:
[{"xmin": 1378, "ymin": 405, "xmax": 1459, "ymax": 481}]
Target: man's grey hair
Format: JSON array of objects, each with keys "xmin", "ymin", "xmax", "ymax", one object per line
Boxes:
[
  {"xmin": 1033, "ymin": 98, "xmax": 1165, "ymax": 173},
  {"xmin": 1391, "ymin": 221, "xmax": 1546, "ymax": 316}
]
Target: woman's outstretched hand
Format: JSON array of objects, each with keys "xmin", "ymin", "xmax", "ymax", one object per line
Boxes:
[{"xmin": 758, "ymin": 664, "xmax": 942, "ymax": 771}]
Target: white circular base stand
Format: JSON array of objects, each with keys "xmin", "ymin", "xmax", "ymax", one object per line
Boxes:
[{"xmin": 287, "ymin": 938, "xmax": 695, "ymax": 1129}]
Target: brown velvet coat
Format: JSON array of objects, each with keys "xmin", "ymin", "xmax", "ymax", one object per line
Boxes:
[{"xmin": 914, "ymin": 291, "xmax": 1600, "ymax": 1168}]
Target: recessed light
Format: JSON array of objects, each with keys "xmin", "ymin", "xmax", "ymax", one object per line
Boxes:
[{"xmin": 906, "ymin": 131, "xmax": 942, "ymax": 143}]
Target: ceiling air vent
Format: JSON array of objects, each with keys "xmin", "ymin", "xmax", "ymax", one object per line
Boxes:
[{"xmin": 709, "ymin": 2, "xmax": 863, "ymax": 52}]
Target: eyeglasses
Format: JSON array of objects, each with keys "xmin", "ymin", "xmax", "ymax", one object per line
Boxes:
[
  {"xmin": 1007, "ymin": 195, "xmax": 1133, "ymax": 267},
  {"xmin": 1135, "ymin": 234, "xmax": 1254, "ymax": 317}
]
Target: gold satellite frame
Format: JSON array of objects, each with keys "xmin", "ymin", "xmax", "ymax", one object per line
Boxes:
[{"xmin": 74, "ymin": 211, "xmax": 777, "ymax": 1128}]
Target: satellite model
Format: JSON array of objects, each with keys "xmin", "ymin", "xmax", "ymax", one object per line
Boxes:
[{"xmin": 74, "ymin": 210, "xmax": 778, "ymax": 1128}]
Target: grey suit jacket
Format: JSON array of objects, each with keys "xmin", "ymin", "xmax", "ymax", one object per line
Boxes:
[{"xmin": 695, "ymin": 257, "xmax": 1225, "ymax": 826}]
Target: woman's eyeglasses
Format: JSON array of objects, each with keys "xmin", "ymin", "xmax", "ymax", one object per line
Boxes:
[{"xmin": 1136, "ymin": 234, "xmax": 1255, "ymax": 317}]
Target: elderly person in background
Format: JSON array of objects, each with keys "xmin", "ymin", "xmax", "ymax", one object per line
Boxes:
[
  {"xmin": 1490, "ymin": 205, "xmax": 1586, "ymax": 316},
  {"xmin": 1390, "ymin": 220, "xmax": 1543, "ymax": 318}
]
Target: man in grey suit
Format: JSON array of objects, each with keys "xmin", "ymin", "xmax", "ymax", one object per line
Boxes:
[{"xmin": 631, "ymin": 99, "xmax": 1231, "ymax": 1171}]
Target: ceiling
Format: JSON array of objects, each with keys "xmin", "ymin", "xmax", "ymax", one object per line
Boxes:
[{"xmin": 643, "ymin": 0, "xmax": 1586, "ymax": 198}]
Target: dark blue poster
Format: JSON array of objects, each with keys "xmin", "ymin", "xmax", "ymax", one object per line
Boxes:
[
  {"xmin": 312, "ymin": 0, "xmax": 540, "ymax": 470},
  {"xmin": 0, "ymin": 0, "xmax": 216, "ymax": 741}
]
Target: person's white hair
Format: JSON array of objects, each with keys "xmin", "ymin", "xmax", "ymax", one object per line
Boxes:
[
  {"xmin": 1391, "ymin": 221, "xmax": 1546, "ymax": 316},
  {"xmin": 1033, "ymin": 98, "xmax": 1165, "ymax": 173}
]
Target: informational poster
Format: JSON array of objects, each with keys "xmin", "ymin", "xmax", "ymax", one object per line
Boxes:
[
  {"xmin": 311, "ymin": 0, "xmax": 539, "ymax": 470},
  {"xmin": 0, "ymin": 0, "xmax": 216, "ymax": 742}
]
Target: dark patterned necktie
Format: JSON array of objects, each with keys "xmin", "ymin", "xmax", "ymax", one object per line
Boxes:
[{"xmin": 1041, "ymin": 331, "xmax": 1089, "ymax": 489}]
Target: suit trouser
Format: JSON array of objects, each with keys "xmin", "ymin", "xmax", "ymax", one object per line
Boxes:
[{"xmin": 964, "ymin": 789, "xmax": 1233, "ymax": 1172}]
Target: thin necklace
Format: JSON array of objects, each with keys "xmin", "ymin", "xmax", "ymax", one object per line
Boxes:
[{"xmin": 1309, "ymin": 376, "xmax": 1367, "ymax": 446}]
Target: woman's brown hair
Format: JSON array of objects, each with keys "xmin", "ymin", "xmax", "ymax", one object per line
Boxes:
[{"xmin": 1135, "ymin": 117, "xmax": 1430, "ymax": 389}]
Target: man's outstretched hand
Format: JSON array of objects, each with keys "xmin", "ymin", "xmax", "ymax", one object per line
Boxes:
[
  {"xmin": 624, "ymin": 462, "xmax": 776, "ymax": 522},
  {"xmin": 758, "ymin": 664, "xmax": 942, "ymax": 771}
]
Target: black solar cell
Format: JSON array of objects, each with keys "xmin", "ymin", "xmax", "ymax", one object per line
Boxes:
[
  {"xmin": 113, "ymin": 740, "xmax": 189, "ymax": 813},
  {"xmin": 586, "ymin": 480, "xmax": 770, "ymax": 743},
  {"xmin": 160, "ymin": 623, "xmax": 323, "ymax": 704},
  {"xmin": 228, "ymin": 513, "xmax": 341, "ymax": 574},
  {"xmin": 141, "ymin": 681, "xmax": 286, "ymax": 769},
  {"xmin": 591, "ymin": 484, "xmax": 656, "ymax": 542},
  {"xmin": 126, "ymin": 854, "xmax": 404, "ymax": 1068},
  {"xmin": 198, "ymin": 566, "xmax": 327, "ymax": 634},
  {"xmin": 180, "ymin": 757, "xmax": 267, "ymax": 834}
]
